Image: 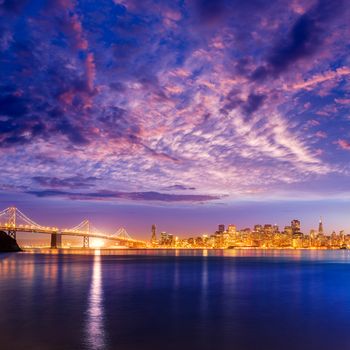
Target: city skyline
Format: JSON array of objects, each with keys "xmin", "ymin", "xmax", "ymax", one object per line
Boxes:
[
  {"xmin": 3, "ymin": 193, "xmax": 350, "ymax": 239},
  {"xmin": 0, "ymin": 203, "xmax": 346, "ymax": 241},
  {"xmin": 1, "ymin": 0, "xmax": 350, "ymax": 237},
  {"xmin": 2, "ymin": 204, "xmax": 346, "ymax": 249}
]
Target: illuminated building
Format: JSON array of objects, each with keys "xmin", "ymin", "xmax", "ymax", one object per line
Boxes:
[
  {"xmin": 310, "ymin": 229, "xmax": 316, "ymax": 239},
  {"xmin": 150, "ymin": 218, "xmax": 349, "ymax": 249},
  {"xmin": 151, "ymin": 224, "xmax": 157, "ymax": 244},
  {"xmin": 263, "ymin": 224, "xmax": 273, "ymax": 234},
  {"xmin": 218, "ymin": 224, "xmax": 225, "ymax": 233},
  {"xmin": 318, "ymin": 218, "xmax": 324, "ymax": 235},
  {"xmin": 284, "ymin": 226, "xmax": 293, "ymax": 235},
  {"xmin": 291, "ymin": 220, "xmax": 301, "ymax": 234},
  {"xmin": 227, "ymin": 224, "xmax": 236, "ymax": 236},
  {"xmin": 167, "ymin": 233, "xmax": 174, "ymax": 245},
  {"xmin": 159, "ymin": 232, "xmax": 174, "ymax": 246},
  {"xmin": 160, "ymin": 231, "xmax": 168, "ymax": 245},
  {"xmin": 254, "ymin": 225, "xmax": 263, "ymax": 233}
]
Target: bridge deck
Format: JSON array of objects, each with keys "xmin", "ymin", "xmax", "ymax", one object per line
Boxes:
[{"xmin": 0, "ymin": 225, "xmax": 146, "ymax": 245}]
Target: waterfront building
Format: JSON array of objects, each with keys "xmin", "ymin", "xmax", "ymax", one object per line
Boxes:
[
  {"xmin": 153, "ymin": 218, "xmax": 348, "ymax": 250},
  {"xmin": 310, "ymin": 229, "xmax": 316, "ymax": 239},
  {"xmin": 227, "ymin": 224, "xmax": 237, "ymax": 236},
  {"xmin": 263, "ymin": 224, "xmax": 273, "ymax": 235},
  {"xmin": 284, "ymin": 226, "xmax": 293, "ymax": 235},
  {"xmin": 151, "ymin": 224, "xmax": 157, "ymax": 245},
  {"xmin": 218, "ymin": 224, "xmax": 225, "ymax": 233},
  {"xmin": 318, "ymin": 218, "xmax": 324, "ymax": 235},
  {"xmin": 291, "ymin": 219, "xmax": 301, "ymax": 234},
  {"xmin": 160, "ymin": 231, "xmax": 174, "ymax": 246},
  {"xmin": 254, "ymin": 225, "xmax": 263, "ymax": 233}
]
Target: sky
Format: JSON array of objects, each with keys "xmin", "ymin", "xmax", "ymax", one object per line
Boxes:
[{"xmin": 0, "ymin": 0, "xmax": 350, "ymax": 239}]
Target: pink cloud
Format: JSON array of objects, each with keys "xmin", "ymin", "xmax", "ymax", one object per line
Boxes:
[
  {"xmin": 86, "ymin": 52, "xmax": 96, "ymax": 92},
  {"xmin": 306, "ymin": 119, "xmax": 320, "ymax": 127},
  {"xmin": 335, "ymin": 98, "xmax": 350, "ymax": 105},
  {"xmin": 337, "ymin": 139, "xmax": 350, "ymax": 151},
  {"xmin": 315, "ymin": 131, "xmax": 327, "ymax": 139},
  {"xmin": 287, "ymin": 67, "xmax": 350, "ymax": 91}
]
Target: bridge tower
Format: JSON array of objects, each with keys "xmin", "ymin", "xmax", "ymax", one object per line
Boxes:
[
  {"xmin": 50, "ymin": 232, "xmax": 62, "ymax": 249},
  {"xmin": 83, "ymin": 220, "xmax": 90, "ymax": 248},
  {"xmin": 8, "ymin": 206, "xmax": 17, "ymax": 240}
]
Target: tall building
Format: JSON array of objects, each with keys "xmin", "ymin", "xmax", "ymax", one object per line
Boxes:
[
  {"xmin": 318, "ymin": 218, "xmax": 324, "ymax": 235},
  {"xmin": 167, "ymin": 233, "xmax": 174, "ymax": 245},
  {"xmin": 227, "ymin": 224, "xmax": 236, "ymax": 236},
  {"xmin": 264, "ymin": 224, "xmax": 273, "ymax": 234},
  {"xmin": 254, "ymin": 225, "xmax": 263, "ymax": 233},
  {"xmin": 159, "ymin": 231, "xmax": 173, "ymax": 246},
  {"xmin": 284, "ymin": 226, "xmax": 293, "ymax": 235},
  {"xmin": 151, "ymin": 224, "xmax": 157, "ymax": 243},
  {"xmin": 160, "ymin": 231, "xmax": 168, "ymax": 245},
  {"xmin": 218, "ymin": 224, "xmax": 225, "ymax": 233},
  {"xmin": 291, "ymin": 219, "xmax": 301, "ymax": 234},
  {"xmin": 310, "ymin": 229, "xmax": 316, "ymax": 240}
]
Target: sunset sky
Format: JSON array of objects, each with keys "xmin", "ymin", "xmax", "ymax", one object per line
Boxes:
[{"xmin": 1, "ymin": 0, "xmax": 350, "ymax": 238}]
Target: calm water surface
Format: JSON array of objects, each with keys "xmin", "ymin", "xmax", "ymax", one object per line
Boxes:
[{"xmin": 1, "ymin": 249, "xmax": 350, "ymax": 350}]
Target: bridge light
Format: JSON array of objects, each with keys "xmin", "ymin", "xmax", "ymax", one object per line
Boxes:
[{"xmin": 90, "ymin": 238, "xmax": 104, "ymax": 248}]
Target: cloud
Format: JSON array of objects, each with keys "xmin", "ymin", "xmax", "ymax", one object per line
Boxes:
[
  {"xmin": 195, "ymin": 0, "xmax": 227, "ymax": 24},
  {"xmin": 32, "ymin": 176, "xmax": 98, "ymax": 189},
  {"xmin": 0, "ymin": 0, "xmax": 348, "ymax": 204},
  {"xmin": 86, "ymin": 52, "xmax": 96, "ymax": 92},
  {"xmin": 315, "ymin": 131, "xmax": 327, "ymax": 139},
  {"xmin": 221, "ymin": 92, "xmax": 266, "ymax": 116},
  {"xmin": 336, "ymin": 139, "xmax": 350, "ymax": 151},
  {"xmin": 242, "ymin": 94, "xmax": 266, "ymax": 115},
  {"xmin": 0, "ymin": 94, "xmax": 28, "ymax": 117},
  {"xmin": 252, "ymin": 0, "xmax": 346, "ymax": 79},
  {"xmin": 162, "ymin": 185, "xmax": 196, "ymax": 191},
  {"xmin": 0, "ymin": 0, "xmax": 29, "ymax": 13},
  {"xmin": 26, "ymin": 189, "xmax": 221, "ymax": 202},
  {"xmin": 335, "ymin": 98, "xmax": 350, "ymax": 105},
  {"xmin": 287, "ymin": 66, "xmax": 350, "ymax": 90},
  {"xmin": 0, "ymin": 93, "xmax": 48, "ymax": 147}
]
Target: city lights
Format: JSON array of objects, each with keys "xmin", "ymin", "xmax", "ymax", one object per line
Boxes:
[{"xmin": 149, "ymin": 220, "xmax": 349, "ymax": 250}]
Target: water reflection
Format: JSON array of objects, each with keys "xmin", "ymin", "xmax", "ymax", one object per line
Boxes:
[
  {"xmin": 3, "ymin": 250, "xmax": 350, "ymax": 350},
  {"xmin": 86, "ymin": 250, "xmax": 106, "ymax": 350}
]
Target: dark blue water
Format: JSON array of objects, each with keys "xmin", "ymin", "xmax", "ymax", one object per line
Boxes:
[{"xmin": 1, "ymin": 249, "xmax": 350, "ymax": 350}]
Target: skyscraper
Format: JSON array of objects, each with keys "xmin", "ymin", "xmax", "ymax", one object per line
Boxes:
[
  {"xmin": 218, "ymin": 224, "xmax": 225, "ymax": 233},
  {"xmin": 318, "ymin": 218, "xmax": 324, "ymax": 235},
  {"xmin": 291, "ymin": 220, "xmax": 301, "ymax": 234},
  {"xmin": 227, "ymin": 224, "xmax": 237, "ymax": 237},
  {"xmin": 310, "ymin": 229, "xmax": 316, "ymax": 240},
  {"xmin": 151, "ymin": 224, "xmax": 157, "ymax": 243}
]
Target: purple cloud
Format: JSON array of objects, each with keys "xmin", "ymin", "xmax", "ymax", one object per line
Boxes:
[
  {"xmin": 32, "ymin": 176, "xmax": 99, "ymax": 189},
  {"xmin": 26, "ymin": 189, "xmax": 220, "ymax": 202},
  {"xmin": 0, "ymin": 0, "xmax": 349, "ymax": 207}
]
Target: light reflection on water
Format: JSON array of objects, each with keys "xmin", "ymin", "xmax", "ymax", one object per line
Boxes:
[
  {"xmin": 2, "ymin": 249, "xmax": 350, "ymax": 350},
  {"xmin": 86, "ymin": 250, "xmax": 106, "ymax": 350},
  {"xmin": 22, "ymin": 247, "xmax": 350, "ymax": 261}
]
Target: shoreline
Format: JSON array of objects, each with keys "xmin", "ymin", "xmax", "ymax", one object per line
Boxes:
[{"xmin": 15, "ymin": 246, "xmax": 349, "ymax": 255}]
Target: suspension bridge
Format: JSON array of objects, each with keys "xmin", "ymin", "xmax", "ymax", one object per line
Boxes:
[{"xmin": 0, "ymin": 207, "xmax": 146, "ymax": 248}]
